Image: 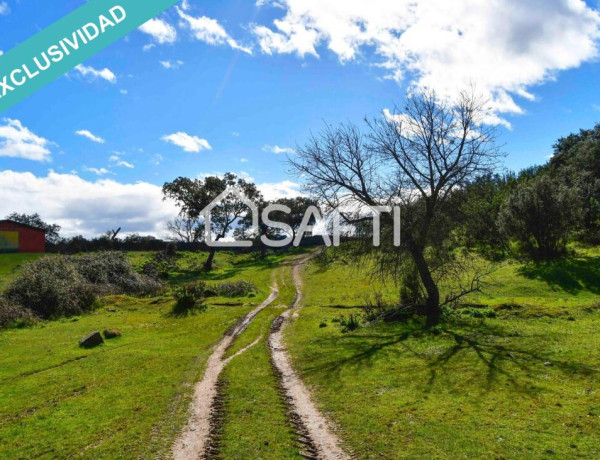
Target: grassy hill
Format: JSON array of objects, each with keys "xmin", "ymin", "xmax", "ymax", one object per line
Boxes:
[{"xmin": 1, "ymin": 248, "xmax": 599, "ymax": 458}]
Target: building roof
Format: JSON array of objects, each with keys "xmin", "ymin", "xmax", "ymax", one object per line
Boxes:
[{"xmin": 0, "ymin": 220, "xmax": 46, "ymax": 233}]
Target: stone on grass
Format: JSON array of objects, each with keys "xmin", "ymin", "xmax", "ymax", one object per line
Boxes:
[
  {"xmin": 79, "ymin": 331, "xmax": 104, "ymax": 348},
  {"xmin": 103, "ymin": 328, "xmax": 122, "ymax": 339}
]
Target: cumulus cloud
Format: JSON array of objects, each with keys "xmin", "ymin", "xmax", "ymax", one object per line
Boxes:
[
  {"xmin": 139, "ymin": 17, "xmax": 177, "ymax": 44},
  {"xmin": 258, "ymin": 180, "xmax": 303, "ymax": 200},
  {"xmin": 0, "ymin": 119, "xmax": 52, "ymax": 162},
  {"xmin": 0, "ymin": 2, "xmax": 10, "ymax": 15},
  {"xmin": 178, "ymin": 8, "xmax": 253, "ymax": 54},
  {"xmin": 253, "ymin": 0, "xmax": 600, "ymax": 120},
  {"xmin": 0, "ymin": 170, "xmax": 178, "ymax": 237},
  {"xmin": 160, "ymin": 60, "xmax": 184, "ymax": 69},
  {"xmin": 162, "ymin": 132, "xmax": 212, "ymax": 152},
  {"xmin": 263, "ymin": 144, "xmax": 295, "ymax": 154},
  {"xmin": 75, "ymin": 129, "xmax": 105, "ymax": 144},
  {"xmin": 74, "ymin": 64, "xmax": 117, "ymax": 83}
]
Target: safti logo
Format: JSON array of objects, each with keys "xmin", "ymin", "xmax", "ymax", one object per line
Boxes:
[{"xmin": 201, "ymin": 187, "xmax": 402, "ymax": 248}]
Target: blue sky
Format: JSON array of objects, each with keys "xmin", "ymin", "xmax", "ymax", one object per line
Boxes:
[{"xmin": 1, "ymin": 0, "xmax": 600, "ymax": 236}]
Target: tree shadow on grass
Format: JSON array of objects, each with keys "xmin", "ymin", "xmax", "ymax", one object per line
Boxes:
[
  {"xmin": 299, "ymin": 319, "xmax": 597, "ymax": 395},
  {"xmin": 517, "ymin": 256, "xmax": 600, "ymax": 295}
]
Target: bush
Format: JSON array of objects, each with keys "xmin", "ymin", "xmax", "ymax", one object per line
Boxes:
[
  {"xmin": 211, "ymin": 280, "xmax": 256, "ymax": 297},
  {"xmin": 339, "ymin": 313, "xmax": 360, "ymax": 333},
  {"xmin": 172, "ymin": 282, "xmax": 207, "ymax": 315},
  {"xmin": 498, "ymin": 175, "xmax": 582, "ymax": 260},
  {"xmin": 73, "ymin": 252, "xmax": 162, "ymax": 295},
  {"xmin": 5, "ymin": 252, "xmax": 162, "ymax": 321},
  {"xmin": 0, "ymin": 298, "xmax": 36, "ymax": 329},
  {"xmin": 5, "ymin": 256, "xmax": 97, "ymax": 319}
]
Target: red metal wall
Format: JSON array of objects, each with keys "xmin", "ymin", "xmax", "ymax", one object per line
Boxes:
[{"xmin": 0, "ymin": 222, "xmax": 45, "ymax": 253}]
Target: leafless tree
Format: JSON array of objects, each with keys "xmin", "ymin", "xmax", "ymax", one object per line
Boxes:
[
  {"xmin": 167, "ymin": 216, "xmax": 204, "ymax": 243},
  {"xmin": 290, "ymin": 89, "xmax": 502, "ymax": 326}
]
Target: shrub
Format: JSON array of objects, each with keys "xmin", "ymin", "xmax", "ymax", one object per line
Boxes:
[
  {"xmin": 0, "ymin": 297, "xmax": 36, "ymax": 329},
  {"xmin": 5, "ymin": 252, "xmax": 162, "ymax": 321},
  {"xmin": 498, "ymin": 175, "xmax": 582, "ymax": 260},
  {"xmin": 73, "ymin": 252, "xmax": 162, "ymax": 295},
  {"xmin": 172, "ymin": 282, "xmax": 207, "ymax": 315},
  {"xmin": 211, "ymin": 280, "xmax": 256, "ymax": 297},
  {"xmin": 5, "ymin": 256, "xmax": 97, "ymax": 319},
  {"xmin": 339, "ymin": 313, "xmax": 360, "ymax": 333}
]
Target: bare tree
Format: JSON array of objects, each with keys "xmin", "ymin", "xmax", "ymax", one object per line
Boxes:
[
  {"xmin": 290, "ymin": 89, "xmax": 501, "ymax": 326},
  {"xmin": 167, "ymin": 216, "xmax": 204, "ymax": 243}
]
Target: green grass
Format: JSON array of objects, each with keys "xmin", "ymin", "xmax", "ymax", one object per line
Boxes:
[
  {"xmin": 284, "ymin": 251, "xmax": 600, "ymax": 459},
  {"xmin": 3, "ymin": 247, "xmax": 600, "ymax": 458},
  {"xmin": 217, "ymin": 262, "xmax": 307, "ymax": 459},
  {"xmin": 0, "ymin": 253, "xmax": 46, "ymax": 289},
  {"xmin": 0, "ymin": 250, "xmax": 302, "ymax": 458}
]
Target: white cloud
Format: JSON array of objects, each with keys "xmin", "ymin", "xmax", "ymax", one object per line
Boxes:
[
  {"xmin": 232, "ymin": 131, "xmax": 240, "ymax": 137},
  {"xmin": 178, "ymin": 8, "xmax": 253, "ymax": 54},
  {"xmin": 109, "ymin": 155, "xmax": 134, "ymax": 168},
  {"xmin": 74, "ymin": 64, "xmax": 117, "ymax": 83},
  {"xmin": 162, "ymin": 132, "xmax": 212, "ymax": 152},
  {"xmin": 120, "ymin": 89, "xmax": 128, "ymax": 95},
  {"xmin": 0, "ymin": 170, "xmax": 177, "ymax": 237},
  {"xmin": 75, "ymin": 129, "xmax": 105, "ymax": 144},
  {"xmin": 160, "ymin": 60, "xmax": 184, "ymax": 69},
  {"xmin": 253, "ymin": 0, "xmax": 600, "ymax": 120},
  {"xmin": 0, "ymin": 119, "xmax": 52, "ymax": 162},
  {"xmin": 263, "ymin": 144, "xmax": 295, "ymax": 154},
  {"xmin": 139, "ymin": 18, "xmax": 177, "ymax": 44},
  {"xmin": 258, "ymin": 180, "xmax": 302, "ymax": 200},
  {"xmin": 82, "ymin": 167, "xmax": 110, "ymax": 176},
  {"xmin": 0, "ymin": 2, "xmax": 10, "ymax": 15},
  {"xmin": 240, "ymin": 158, "xmax": 249, "ymax": 162}
]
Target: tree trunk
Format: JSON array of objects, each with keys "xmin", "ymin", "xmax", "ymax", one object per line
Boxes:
[
  {"xmin": 204, "ymin": 247, "xmax": 216, "ymax": 271},
  {"xmin": 408, "ymin": 241, "xmax": 441, "ymax": 327}
]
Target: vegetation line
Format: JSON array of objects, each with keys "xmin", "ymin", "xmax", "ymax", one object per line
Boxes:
[
  {"xmin": 172, "ymin": 287, "xmax": 279, "ymax": 460},
  {"xmin": 269, "ymin": 253, "xmax": 351, "ymax": 460}
]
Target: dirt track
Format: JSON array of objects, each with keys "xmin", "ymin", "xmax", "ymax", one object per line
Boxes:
[
  {"xmin": 172, "ymin": 288, "xmax": 278, "ymax": 460},
  {"xmin": 269, "ymin": 255, "xmax": 351, "ymax": 460},
  {"xmin": 173, "ymin": 251, "xmax": 349, "ymax": 459}
]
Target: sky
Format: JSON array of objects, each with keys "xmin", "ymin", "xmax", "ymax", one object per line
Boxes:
[{"xmin": 1, "ymin": 0, "xmax": 600, "ymax": 237}]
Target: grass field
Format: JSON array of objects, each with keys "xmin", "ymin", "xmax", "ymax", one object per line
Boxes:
[
  {"xmin": 0, "ymin": 250, "xmax": 302, "ymax": 458},
  {"xmin": 0, "ymin": 253, "xmax": 46, "ymax": 289},
  {"xmin": 2, "ymin": 247, "xmax": 600, "ymax": 458},
  {"xmin": 284, "ymin": 250, "xmax": 600, "ymax": 459}
]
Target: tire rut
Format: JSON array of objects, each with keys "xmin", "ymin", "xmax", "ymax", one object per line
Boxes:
[
  {"xmin": 172, "ymin": 288, "xmax": 279, "ymax": 460},
  {"xmin": 269, "ymin": 253, "xmax": 351, "ymax": 460}
]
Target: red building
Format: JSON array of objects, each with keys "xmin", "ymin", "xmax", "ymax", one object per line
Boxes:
[{"xmin": 0, "ymin": 220, "xmax": 46, "ymax": 253}]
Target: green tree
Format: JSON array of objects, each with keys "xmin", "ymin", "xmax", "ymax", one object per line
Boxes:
[
  {"xmin": 162, "ymin": 173, "xmax": 261, "ymax": 270},
  {"xmin": 498, "ymin": 175, "xmax": 581, "ymax": 260}
]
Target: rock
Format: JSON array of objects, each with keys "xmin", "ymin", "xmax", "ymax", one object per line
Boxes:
[
  {"xmin": 107, "ymin": 308, "xmax": 117, "ymax": 312},
  {"xmin": 79, "ymin": 331, "xmax": 104, "ymax": 348},
  {"xmin": 103, "ymin": 328, "xmax": 122, "ymax": 339},
  {"xmin": 544, "ymin": 361, "xmax": 553, "ymax": 367}
]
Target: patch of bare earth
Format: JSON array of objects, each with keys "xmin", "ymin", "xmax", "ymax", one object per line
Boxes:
[
  {"xmin": 269, "ymin": 254, "xmax": 351, "ymax": 460},
  {"xmin": 172, "ymin": 288, "xmax": 278, "ymax": 460}
]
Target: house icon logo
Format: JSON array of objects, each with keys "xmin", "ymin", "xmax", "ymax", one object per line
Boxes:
[{"xmin": 201, "ymin": 186, "xmax": 259, "ymax": 247}]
